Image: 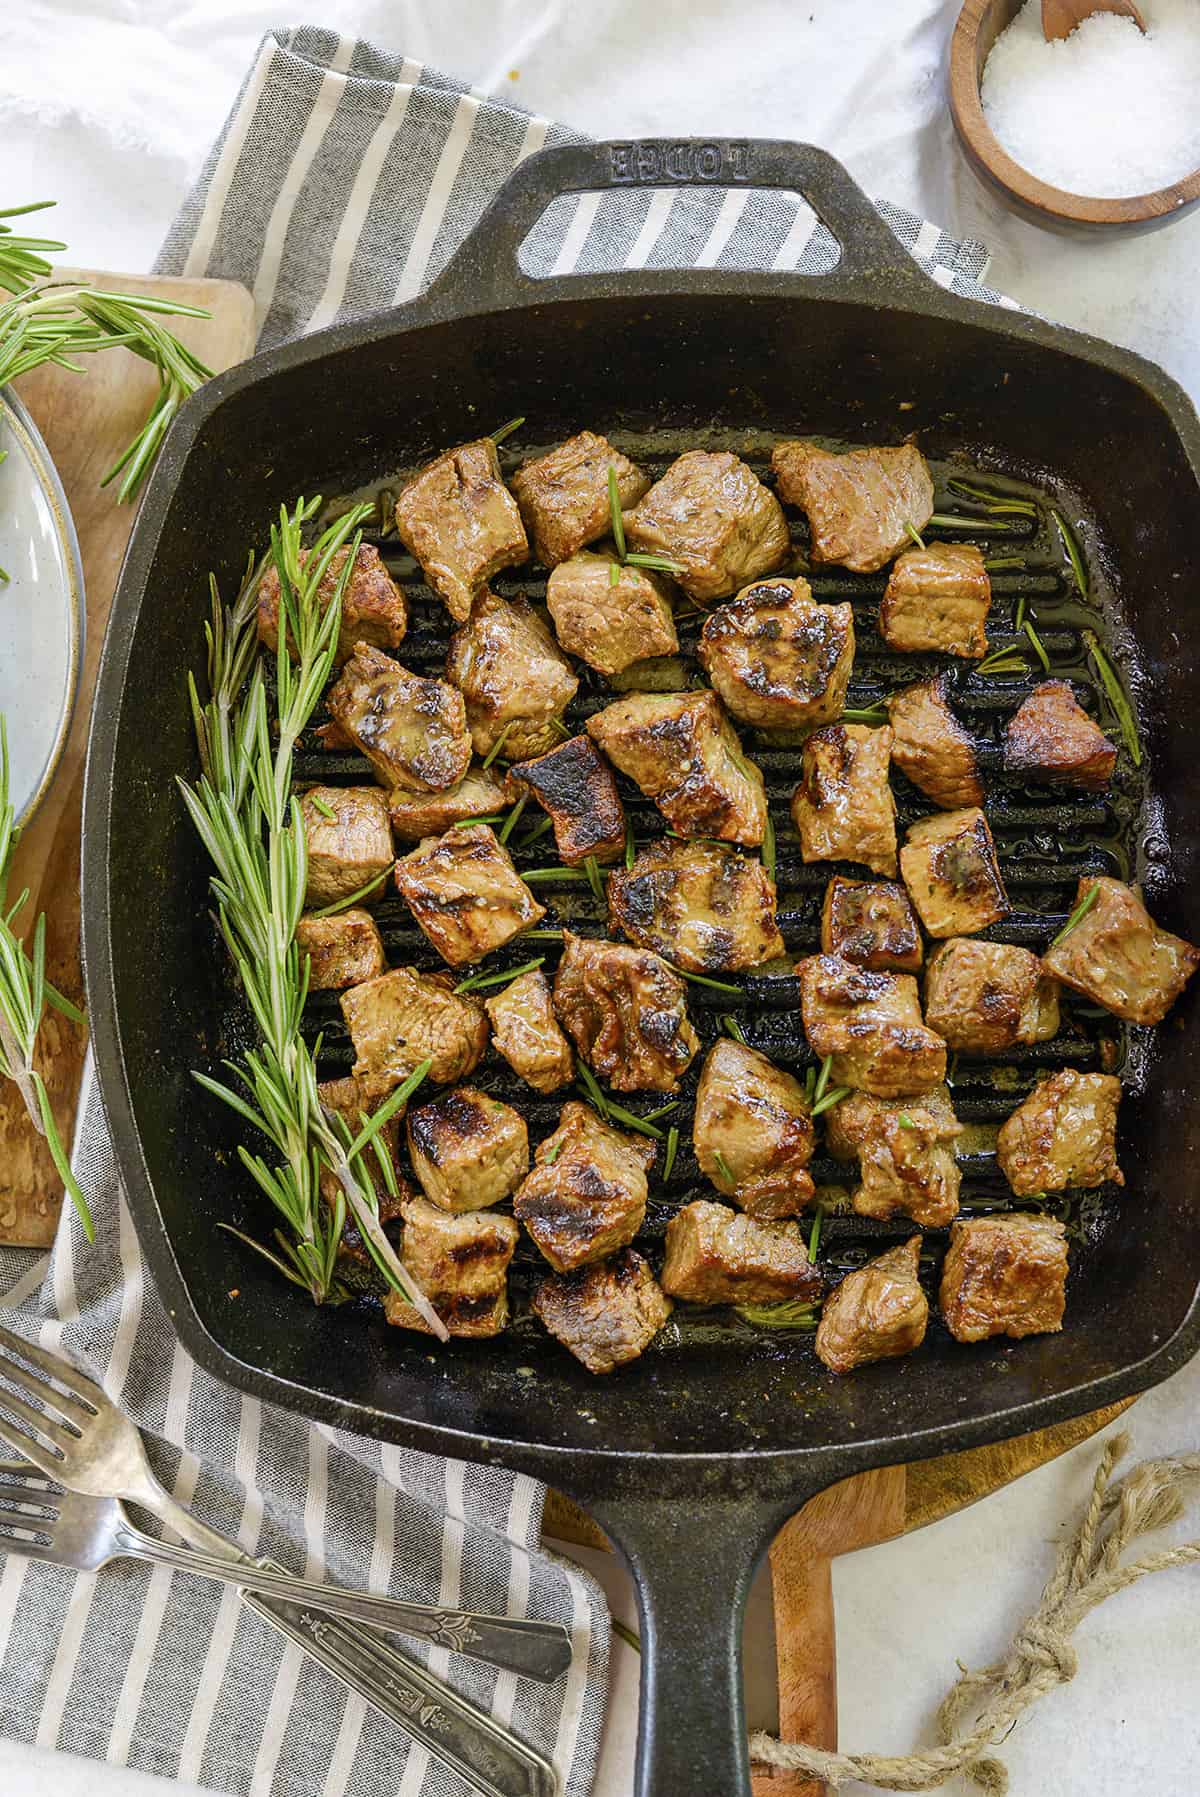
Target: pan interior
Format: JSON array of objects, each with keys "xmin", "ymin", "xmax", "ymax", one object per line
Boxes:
[{"xmin": 96, "ymin": 288, "xmax": 1200, "ymax": 1460}]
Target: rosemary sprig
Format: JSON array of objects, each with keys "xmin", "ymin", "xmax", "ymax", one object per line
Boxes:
[
  {"xmin": 454, "ymin": 956, "xmax": 545, "ymax": 995},
  {"xmin": 975, "ymin": 646, "xmax": 1029, "ymax": 677},
  {"xmin": 1050, "ymin": 881, "xmax": 1100, "ymax": 948},
  {"xmin": 926, "ymin": 512, "xmax": 1019, "ymax": 535},
  {"xmin": 1051, "ymin": 508, "xmax": 1088, "ymax": 598},
  {"xmin": 735, "ymin": 1299, "xmax": 821, "ymax": 1330},
  {"xmin": 0, "ymin": 203, "xmax": 65, "ymax": 295},
  {"xmin": 1083, "ymin": 630, "xmax": 1141, "ymax": 766},
  {"xmin": 662, "ymin": 1124, "xmax": 679, "ymax": 1182},
  {"xmin": 0, "ymin": 717, "xmax": 92, "ymax": 1238}
]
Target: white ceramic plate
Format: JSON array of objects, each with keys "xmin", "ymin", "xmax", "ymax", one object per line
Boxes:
[{"xmin": 0, "ymin": 388, "xmax": 84, "ymax": 826}]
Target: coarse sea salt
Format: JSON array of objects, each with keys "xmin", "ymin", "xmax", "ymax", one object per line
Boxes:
[{"xmin": 980, "ymin": 0, "xmax": 1200, "ymax": 198}]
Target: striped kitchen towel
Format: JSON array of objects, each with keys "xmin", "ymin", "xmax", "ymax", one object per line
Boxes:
[{"xmin": 0, "ymin": 26, "xmax": 1006, "ymax": 1797}]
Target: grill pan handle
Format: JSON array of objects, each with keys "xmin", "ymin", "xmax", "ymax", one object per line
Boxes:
[{"xmin": 423, "ymin": 138, "xmax": 933, "ymax": 312}]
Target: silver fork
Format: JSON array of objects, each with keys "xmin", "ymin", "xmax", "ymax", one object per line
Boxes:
[{"xmin": 0, "ymin": 1322, "xmax": 569, "ymax": 1684}]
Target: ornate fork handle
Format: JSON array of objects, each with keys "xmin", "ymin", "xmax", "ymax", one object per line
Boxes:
[{"xmin": 112, "ymin": 1513, "xmax": 571, "ymax": 1682}]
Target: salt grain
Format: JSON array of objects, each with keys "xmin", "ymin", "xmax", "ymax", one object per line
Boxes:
[{"xmin": 981, "ymin": 0, "xmax": 1200, "ymax": 198}]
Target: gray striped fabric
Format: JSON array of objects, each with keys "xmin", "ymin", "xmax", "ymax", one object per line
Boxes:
[{"xmin": 0, "ymin": 27, "xmax": 1006, "ymax": 1797}]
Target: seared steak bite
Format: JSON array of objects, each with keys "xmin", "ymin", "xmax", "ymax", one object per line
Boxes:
[
  {"xmin": 880, "ymin": 542, "xmax": 991, "ymax": 658},
  {"xmin": 295, "ymin": 907, "xmax": 385, "ymax": 991},
  {"xmin": 623, "ymin": 450, "xmax": 790, "ymax": 603},
  {"xmin": 553, "ymin": 931, "xmax": 699, "ymax": 1093},
  {"xmin": 393, "ymin": 436, "xmax": 528, "ymax": 622},
  {"xmin": 511, "ymin": 431, "xmax": 651, "ymax": 567},
  {"xmin": 1004, "ymin": 681, "xmax": 1117, "ymax": 792},
  {"xmin": 791, "ymin": 724, "xmax": 898, "ymax": 877},
  {"xmin": 586, "ymin": 690, "xmax": 768, "ymax": 846},
  {"xmin": 692, "ymin": 1040, "xmax": 815, "ymax": 1218},
  {"xmin": 924, "ymin": 938, "xmax": 1059, "ymax": 1054},
  {"xmin": 697, "ymin": 577, "xmax": 854, "ymax": 730},
  {"xmin": 660, "ymin": 1200, "xmax": 823, "ymax": 1305},
  {"xmin": 406, "ymin": 1086, "xmax": 529, "ymax": 1211},
  {"xmin": 257, "ymin": 542, "xmax": 406, "ymax": 666},
  {"xmin": 900, "ymin": 807, "xmax": 1008, "ymax": 938},
  {"xmin": 385, "ymin": 1197, "xmax": 519, "ymax": 1337},
  {"xmin": 1042, "ymin": 875, "xmax": 1200, "ymax": 1025},
  {"xmin": 514, "ymin": 1100, "xmax": 654, "ymax": 1272},
  {"xmin": 299, "ymin": 785, "xmax": 394, "ymax": 908},
  {"xmin": 815, "ymin": 1237, "xmax": 928, "ymax": 1374},
  {"xmin": 798, "ymin": 954, "xmax": 947, "ymax": 1097},
  {"xmin": 821, "ymin": 876, "xmax": 922, "ymax": 973},
  {"xmin": 997, "ymin": 1069, "xmax": 1123, "ymax": 1197},
  {"xmin": 533, "ymin": 1249, "xmax": 673, "ymax": 1374},
  {"xmin": 327, "ymin": 646, "xmax": 472, "ymax": 793},
  {"xmin": 608, "ymin": 839, "xmax": 784, "ymax": 974},
  {"xmin": 507, "ymin": 735, "xmax": 627, "ymax": 866},
  {"xmin": 771, "ymin": 441, "xmax": 934, "ymax": 573},
  {"xmin": 393, "ymin": 824, "xmax": 543, "ymax": 966},
  {"xmin": 484, "ymin": 968, "xmax": 574, "ymax": 1094},
  {"xmin": 445, "ymin": 590, "xmax": 579, "ymax": 763},
  {"xmin": 887, "ymin": 676, "xmax": 983, "ymax": 810},
  {"xmin": 546, "ymin": 552, "xmax": 678, "ymax": 675},
  {"xmin": 341, "ymin": 966, "xmax": 488, "ymax": 1101},
  {"xmin": 939, "ymin": 1213, "xmax": 1069, "ymax": 1343},
  {"xmin": 824, "ymin": 1087, "xmax": 961, "ymax": 1226},
  {"xmin": 388, "ymin": 765, "xmax": 507, "ymax": 841}
]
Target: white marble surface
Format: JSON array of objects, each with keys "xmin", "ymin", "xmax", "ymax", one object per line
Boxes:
[{"xmin": 2, "ymin": 3, "xmax": 1199, "ymax": 1793}]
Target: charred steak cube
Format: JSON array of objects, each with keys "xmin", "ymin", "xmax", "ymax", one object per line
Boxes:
[
  {"xmin": 406, "ymin": 1086, "xmax": 529, "ymax": 1211},
  {"xmin": 511, "ymin": 431, "xmax": 652, "ymax": 567},
  {"xmin": 824, "ymin": 1086, "xmax": 961, "ymax": 1227},
  {"xmin": 798, "ymin": 954, "xmax": 947, "ymax": 1097},
  {"xmin": 697, "ymin": 577, "xmax": 855, "ymax": 730},
  {"xmin": 791, "ymin": 724, "xmax": 898, "ymax": 876},
  {"xmin": 546, "ymin": 552, "xmax": 678, "ymax": 676},
  {"xmin": 939, "ymin": 1213, "xmax": 1069, "ymax": 1343},
  {"xmin": 924, "ymin": 938, "xmax": 1059, "ymax": 1054},
  {"xmin": 299, "ymin": 785, "xmax": 394, "ymax": 908},
  {"xmin": 553, "ymin": 931, "xmax": 699, "ymax": 1093},
  {"xmin": 815, "ymin": 1237, "xmax": 929, "ymax": 1375},
  {"xmin": 692, "ymin": 1040, "xmax": 815, "ymax": 1218},
  {"xmin": 1004, "ymin": 681, "xmax": 1117, "ymax": 792},
  {"xmin": 445, "ymin": 590, "xmax": 579, "ymax": 763},
  {"xmin": 660, "ymin": 1200, "xmax": 823, "ymax": 1305},
  {"xmin": 623, "ymin": 450, "xmax": 790, "ymax": 603},
  {"xmin": 507, "ymin": 735, "xmax": 627, "ymax": 866},
  {"xmin": 387, "ymin": 765, "xmax": 508, "ymax": 841},
  {"xmin": 257, "ymin": 542, "xmax": 406, "ymax": 666},
  {"xmin": 587, "ymin": 690, "xmax": 768, "ymax": 846},
  {"xmin": 295, "ymin": 907, "xmax": 385, "ymax": 991},
  {"xmin": 608, "ymin": 838, "xmax": 784, "ymax": 975},
  {"xmin": 880, "ymin": 542, "xmax": 991, "ymax": 658},
  {"xmin": 326, "ymin": 645, "xmax": 472, "ymax": 793},
  {"xmin": 996, "ymin": 1069, "xmax": 1123, "ymax": 1197},
  {"xmin": 533, "ymin": 1249, "xmax": 673, "ymax": 1375},
  {"xmin": 393, "ymin": 436, "xmax": 528, "ymax": 622},
  {"xmin": 393, "ymin": 823, "xmax": 544, "ymax": 966},
  {"xmin": 1041, "ymin": 875, "xmax": 1200, "ymax": 1025},
  {"xmin": 821, "ymin": 876, "xmax": 922, "ymax": 973},
  {"xmin": 771, "ymin": 441, "xmax": 934, "ymax": 573},
  {"xmin": 484, "ymin": 967, "xmax": 574, "ymax": 1094},
  {"xmin": 385, "ymin": 1197, "xmax": 519, "ymax": 1337},
  {"xmin": 900, "ymin": 807, "xmax": 1008, "ymax": 938},
  {"xmin": 887, "ymin": 676, "xmax": 983, "ymax": 810},
  {"xmin": 514, "ymin": 1100, "xmax": 654, "ymax": 1272},
  {"xmin": 341, "ymin": 966, "xmax": 488, "ymax": 1100}
]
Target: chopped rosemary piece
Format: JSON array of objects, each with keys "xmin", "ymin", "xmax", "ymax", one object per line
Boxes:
[
  {"xmin": 812, "ymin": 1084, "xmax": 852, "ymax": 1118},
  {"xmin": 1083, "ymin": 630, "xmax": 1141, "ymax": 766},
  {"xmin": 490, "ymin": 415, "xmax": 525, "ymax": 446},
  {"xmin": 522, "ymin": 866, "xmax": 590, "ymax": 884},
  {"xmin": 453, "ymin": 812, "xmax": 508, "ymax": 828},
  {"xmin": 1024, "ymin": 618, "xmax": 1051, "ymax": 675},
  {"xmin": 712, "ymin": 1149, "xmax": 734, "ymax": 1185},
  {"xmin": 625, "ymin": 820, "xmax": 637, "ymax": 870},
  {"xmin": 944, "ymin": 477, "xmax": 1037, "ymax": 517},
  {"xmin": 309, "ymin": 864, "xmax": 391, "ymax": 917},
  {"xmin": 522, "ymin": 928, "xmax": 565, "ymax": 941},
  {"xmin": 1050, "ymin": 881, "xmax": 1100, "ymax": 948},
  {"xmin": 946, "ymin": 1051, "xmax": 959, "ymax": 1087},
  {"xmin": 625, "ymin": 551, "xmax": 686, "ymax": 574},
  {"xmin": 662, "ymin": 1124, "xmax": 679, "ymax": 1182},
  {"xmin": 605, "ymin": 1102, "xmax": 665, "ymax": 1140},
  {"xmin": 804, "ymin": 1065, "xmax": 816, "ymax": 1103},
  {"xmin": 735, "ymin": 1300, "xmax": 820, "ymax": 1330},
  {"xmin": 521, "ymin": 815, "xmax": 555, "ymax": 845},
  {"xmin": 608, "ymin": 464, "xmax": 628, "ymax": 560},
  {"xmin": 644, "ymin": 1100, "xmax": 680, "ymax": 1122},
  {"xmin": 814, "ymin": 1054, "xmax": 833, "ymax": 1104},
  {"xmin": 807, "ymin": 1204, "xmax": 824, "ymax": 1260},
  {"xmin": 841, "ymin": 702, "xmax": 889, "ymax": 723},
  {"xmin": 985, "ymin": 555, "xmax": 1026, "ymax": 572},
  {"xmin": 308, "ymin": 793, "xmax": 336, "ymax": 821},
  {"xmin": 898, "ymin": 1112, "xmax": 916, "ymax": 1129},
  {"xmin": 1051, "ymin": 508, "xmax": 1087, "ymax": 598},
  {"xmin": 482, "ymin": 721, "xmax": 515, "ymax": 768},
  {"xmin": 927, "ymin": 512, "xmax": 1019, "ymax": 534},
  {"xmin": 609, "ymin": 560, "xmax": 621, "ymax": 587},
  {"xmin": 498, "ymin": 793, "xmax": 527, "ymax": 845},
  {"xmin": 1015, "ymin": 595, "xmax": 1027, "ymax": 632},
  {"xmin": 762, "ymin": 808, "xmax": 776, "ymax": 881},
  {"xmin": 454, "ymin": 956, "xmax": 545, "ymax": 994},
  {"xmin": 975, "ymin": 647, "xmax": 1029, "ymax": 677},
  {"xmin": 904, "ymin": 521, "xmax": 926, "ymax": 550},
  {"xmin": 576, "ymin": 1061, "xmax": 610, "ymax": 1119},
  {"xmin": 721, "ymin": 1013, "xmax": 747, "ymax": 1044},
  {"xmin": 584, "ymin": 855, "xmax": 604, "ymax": 901},
  {"xmin": 544, "ymin": 1141, "xmax": 562, "ymax": 1164},
  {"xmin": 667, "ymin": 963, "xmax": 741, "ymax": 994}
]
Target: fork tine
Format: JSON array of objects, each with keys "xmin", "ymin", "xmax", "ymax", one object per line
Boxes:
[
  {"xmin": 0, "ymin": 1325, "xmax": 102, "ymax": 1419},
  {"xmin": 0, "ymin": 1415, "xmax": 65, "ymax": 1480},
  {"xmin": 0, "ymin": 1479, "xmax": 62, "ymax": 1513},
  {"xmin": 0, "ymin": 1391, "xmax": 74, "ymax": 1458},
  {"xmin": 0, "ymin": 1532, "xmax": 60, "ymax": 1562}
]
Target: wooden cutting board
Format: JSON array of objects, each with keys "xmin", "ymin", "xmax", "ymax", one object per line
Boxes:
[
  {"xmin": 0, "ymin": 270, "xmax": 256, "ymax": 1246},
  {"xmin": 3, "ymin": 272, "xmax": 1133, "ymax": 1785}
]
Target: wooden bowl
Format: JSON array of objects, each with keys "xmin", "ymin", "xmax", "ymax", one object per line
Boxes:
[{"xmin": 950, "ymin": 0, "xmax": 1200, "ymax": 231}]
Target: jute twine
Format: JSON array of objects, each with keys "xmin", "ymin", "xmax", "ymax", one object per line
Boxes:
[{"xmin": 750, "ymin": 1433, "xmax": 1200, "ymax": 1793}]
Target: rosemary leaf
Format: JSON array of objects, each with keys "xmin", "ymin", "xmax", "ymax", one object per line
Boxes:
[
  {"xmin": 522, "ymin": 866, "xmax": 590, "ymax": 884},
  {"xmin": 489, "ymin": 415, "xmax": 525, "ymax": 446},
  {"xmin": 612, "ymin": 1618, "xmax": 642, "ymax": 1654},
  {"xmin": 482, "ymin": 720, "xmax": 515, "ymax": 769},
  {"xmin": 944, "ymin": 478, "xmax": 1037, "ymax": 517},
  {"xmin": 544, "ymin": 1141, "xmax": 562, "ymax": 1164},
  {"xmin": 1051, "ymin": 508, "xmax": 1088, "ymax": 597},
  {"xmin": 625, "ymin": 551, "xmax": 686, "ymax": 574},
  {"xmin": 309, "ymin": 793, "xmax": 336, "ymax": 821},
  {"xmin": 1050, "ymin": 881, "xmax": 1100, "ymax": 948},
  {"xmin": 904, "ymin": 521, "xmax": 926, "ymax": 550},
  {"xmin": 609, "ymin": 560, "xmax": 621, "ymax": 587},
  {"xmin": 807, "ymin": 1204, "xmax": 824, "ymax": 1261},
  {"xmin": 735, "ymin": 1299, "xmax": 820, "ymax": 1330},
  {"xmin": 625, "ymin": 819, "xmax": 636, "ymax": 870},
  {"xmin": 309, "ymin": 864, "xmax": 391, "ymax": 917},
  {"xmin": 454, "ymin": 956, "xmax": 545, "ymax": 995},
  {"xmin": 604, "ymin": 1102, "xmax": 665, "ymax": 1140},
  {"xmin": 666, "ymin": 962, "xmax": 741, "ymax": 994},
  {"xmin": 814, "ymin": 1053, "xmax": 833, "ymax": 1104},
  {"xmin": 576, "ymin": 1061, "xmax": 610, "ymax": 1119},
  {"xmin": 721, "ymin": 1013, "xmax": 747, "ymax": 1045},
  {"xmin": 453, "ymin": 812, "xmax": 509, "ymax": 829},
  {"xmin": 841, "ymin": 702, "xmax": 889, "ymax": 723},
  {"xmin": 812, "ymin": 1084, "xmax": 852, "ymax": 1118},
  {"xmin": 584, "ymin": 855, "xmax": 604, "ymax": 902},
  {"xmin": 498, "ymin": 793, "xmax": 527, "ymax": 845},
  {"xmin": 662, "ymin": 1124, "xmax": 679, "ymax": 1183},
  {"xmin": 1015, "ymin": 595, "xmax": 1027, "ymax": 632},
  {"xmin": 985, "ymin": 555, "xmax": 1026, "ymax": 572},
  {"xmin": 1024, "ymin": 618, "xmax": 1051, "ymax": 675},
  {"xmin": 1083, "ymin": 630, "xmax": 1141, "ymax": 766},
  {"xmin": 607, "ymin": 465, "xmax": 627, "ymax": 561},
  {"xmin": 927, "ymin": 512, "xmax": 1019, "ymax": 535},
  {"xmin": 712, "ymin": 1148, "xmax": 734, "ymax": 1186},
  {"xmin": 762, "ymin": 808, "xmax": 776, "ymax": 881},
  {"xmin": 898, "ymin": 1111, "xmax": 916, "ymax": 1129}
]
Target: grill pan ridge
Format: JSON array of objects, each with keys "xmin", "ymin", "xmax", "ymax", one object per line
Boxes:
[{"xmin": 83, "ymin": 142, "xmax": 1200, "ymax": 1797}]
